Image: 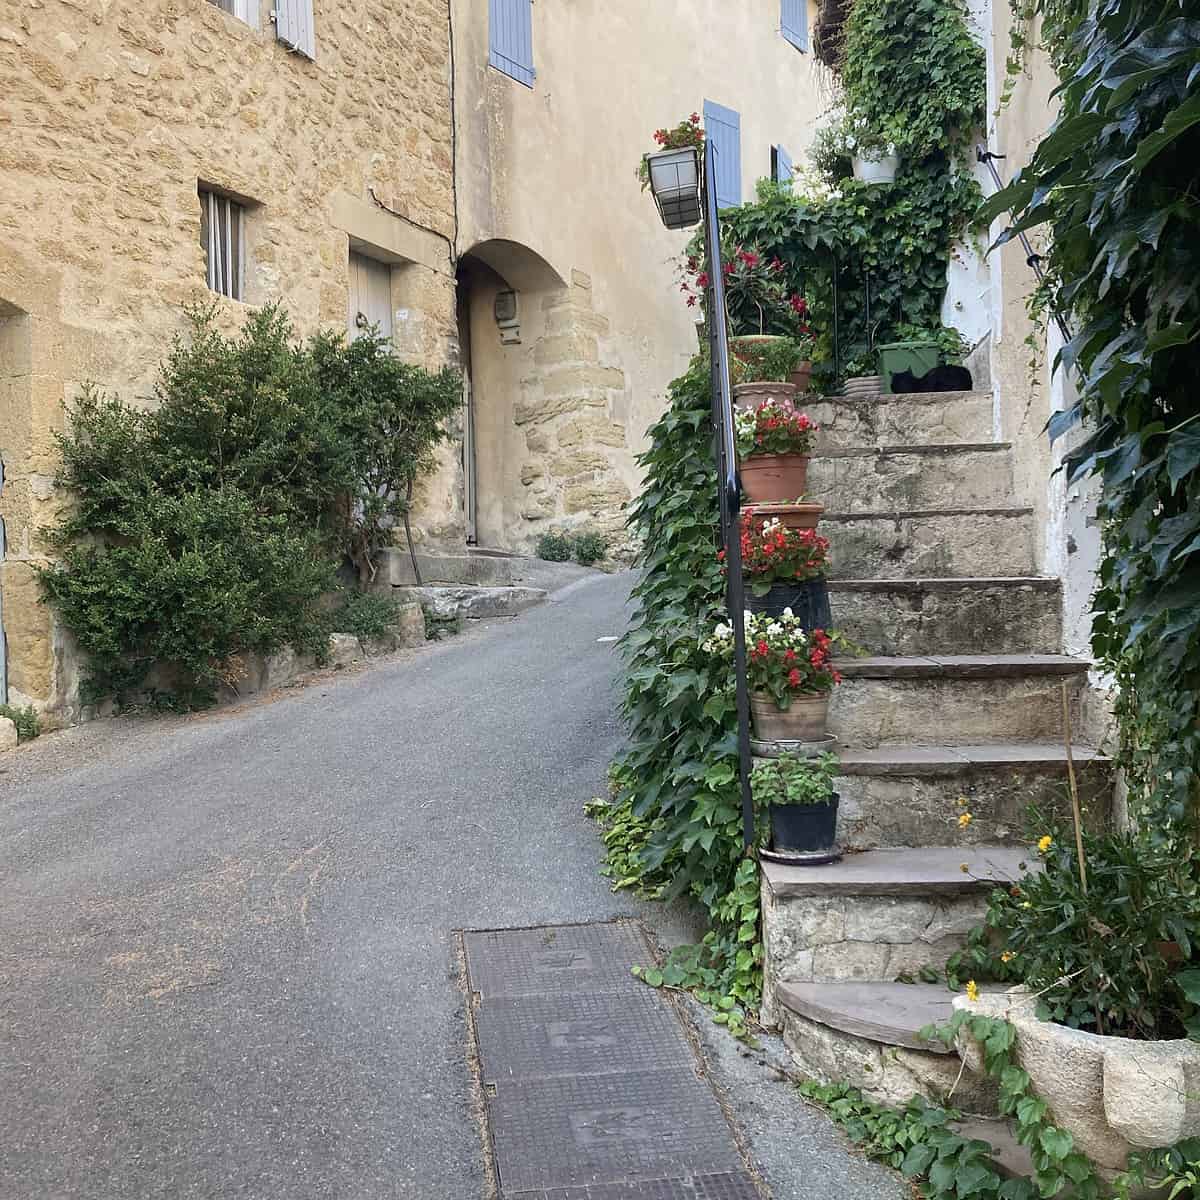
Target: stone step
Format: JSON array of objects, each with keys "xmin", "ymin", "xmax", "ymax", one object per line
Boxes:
[
  {"xmin": 774, "ymin": 981, "xmax": 1000, "ymax": 1114},
  {"xmin": 835, "ymin": 743, "xmax": 1111, "ymax": 850},
  {"xmin": 760, "ymin": 845, "xmax": 1027, "ymax": 990},
  {"xmin": 407, "ymin": 585, "xmax": 547, "ymax": 620},
  {"xmin": 807, "ymin": 444, "xmax": 1014, "ymax": 512},
  {"xmin": 823, "ymin": 508, "xmax": 1036, "ymax": 579},
  {"xmin": 381, "ymin": 548, "xmax": 593, "ymax": 590},
  {"xmin": 828, "ymin": 576, "xmax": 1062, "ymax": 656},
  {"xmin": 805, "ymin": 390, "xmax": 993, "ymax": 449},
  {"xmin": 830, "ymin": 654, "xmax": 1088, "ymax": 747}
]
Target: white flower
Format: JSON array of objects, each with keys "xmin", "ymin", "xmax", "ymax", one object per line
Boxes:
[{"xmin": 782, "ymin": 607, "xmax": 794, "ymax": 617}]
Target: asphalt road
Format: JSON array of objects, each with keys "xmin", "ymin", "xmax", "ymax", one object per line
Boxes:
[{"xmin": 0, "ymin": 571, "xmax": 902, "ymax": 1200}]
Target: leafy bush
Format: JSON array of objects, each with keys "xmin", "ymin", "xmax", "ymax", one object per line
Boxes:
[
  {"xmin": 40, "ymin": 304, "xmax": 459, "ymax": 708},
  {"xmin": 971, "ymin": 827, "xmax": 1200, "ymax": 1039},
  {"xmin": 326, "ymin": 591, "xmax": 401, "ymax": 641},
  {"xmin": 0, "ymin": 703, "xmax": 40, "ymax": 742},
  {"xmin": 729, "ymin": 335, "xmax": 806, "ymax": 383},
  {"xmin": 571, "ymin": 530, "xmax": 607, "ymax": 566},
  {"xmin": 536, "ymin": 531, "xmax": 574, "ymax": 562}
]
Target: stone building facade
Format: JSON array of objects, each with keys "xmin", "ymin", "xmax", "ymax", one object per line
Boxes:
[
  {"xmin": 0, "ymin": 0, "xmax": 460, "ymax": 717},
  {"xmin": 1, "ymin": 0, "xmax": 826, "ymax": 721}
]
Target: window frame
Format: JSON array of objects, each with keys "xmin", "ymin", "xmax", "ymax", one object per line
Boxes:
[{"xmin": 199, "ymin": 187, "xmax": 246, "ymax": 302}]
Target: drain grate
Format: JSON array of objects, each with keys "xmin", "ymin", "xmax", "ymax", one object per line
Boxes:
[
  {"xmin": 464, "ymin": 922, "xmax": 649, "ymax": 1000},
  {"xmin": 506, "ymin": 1173, "xmax": 762, "ymax": 1199},
  {"xmin": 475, "ymin": 989, "xmax": 694, "ymax": 1087},
  {"xmin": 464, "ymin": 922, "xmax": 761, "ymax": 1198}
]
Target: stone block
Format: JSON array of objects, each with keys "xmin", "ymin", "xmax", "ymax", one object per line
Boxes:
[
  {"xmin": 806, "ymin": 391, "xmax": 993, "ymax": 449},
  {"xmin": 327, "ymin": 633, "xmax": 364, "ymax": 669},
  {"xmin": 514, "ymin": 389, "xmax": 606, "ymax": 427},
  {"xmin": 828, "ymin": 578, "xmax": 1063, "ymax": 657},
  {"xmin": 0, "ymin": 716, "xmax": 17, "ymax": 752},
  {"xmin": 411, "ymin": 586, "xmax": 546, "ymax": 620},
  {"xmin": 360, "ymin": 630, "xmax": 400, "ymax": 656},
  {"xmin": 822, "ymin": 509, "xmax": 1036, "ymax": 579},
  {"xmin": 391, "ymin": 603, "xmax": 426, "ymax": 648},
  {"xmin": 563, "ymin": 478, "xmax": 630, "ymax": 515},
  {"xmin": 555, "ymin": 415, "xmax": 627, "ymax": 449},
  {"xmin": 549, "ymin": 451, "xmax": 610, "ymax": 477},
  {"xmin": 541, "ymin": 364, "xmax": 625, "ymax": 396},
  {"xmin": 261, "ymin": 647, "xmax": 299, "ymax": 691},
  {"xmin": 533, "ymin": 332, "xmax": 599, "ymax": 366},
  {"xmin": 809, "ymin": 445, "xmax": 1013, "ymax": 512}
]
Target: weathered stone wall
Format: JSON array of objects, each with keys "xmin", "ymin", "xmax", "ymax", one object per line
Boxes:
[{"xmin": 0, "ymin": 0, "xmax": 457, "ymax": 718}]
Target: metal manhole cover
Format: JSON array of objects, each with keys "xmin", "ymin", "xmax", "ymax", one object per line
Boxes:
[
  {"xmin": 505, "ymin": 1175, "xmax": 760, "ymax": 1199},
  {"xmin": 489, "ymin": 1069, "xmax": 743, "ymax": 1193},
  {"xmin": 475, "ymin": 989, "xmax": 693, "ymax": 1087},
  {"xmin": 464, "ymin": 923, "xmax": 649, "ymax": 999}
]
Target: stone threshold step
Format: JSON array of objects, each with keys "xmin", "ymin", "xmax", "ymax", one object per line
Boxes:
[
  {"xmin": 829, "ymin": 576, "xmax": 1059, "ymax": 594},
  {"xmin": 776, "ymin": 980, "xmax": 958, "ymax": 1052},
  {"xmin": 817, "ymin": 388, "xmax": 992, "ymax": 405},
  {"xmin": 762, "ymin": 845, "xmax": 1029, "ymax": 898},
  {"xmin": 407, "ymin": 585, "xmax": 547, "ymax": 619},
  {"xmin": 838, "ymin": 743, "xmax": 1108, "ymax": 776},
  {"xmin": 837, "ymin": 654, "xmax": 1089, "ymax": 680},
  {"xmin": 813, "ymin": 442, "xmax": 1010, "ymax": 459}
]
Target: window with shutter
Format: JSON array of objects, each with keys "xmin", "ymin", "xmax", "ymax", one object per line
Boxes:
[
  {"xmin": 773, "ymin": 145, "xmax": 794, "ymax": 184},
  {"xmin": 199, "ymin": 189, "xmax": 246, "ymax": 301},
  {"xmin": 489, "ymin": 0, "xmax": 535, "ymax": 88},
  {"xmin": 275, "ymin": 0, "xmax": 316, "ymax": 59},
  {"xmin": 781, "ymin": 0, "xmax": 809, "ymax": 51},
  {"xmin": 703, "ymin": 100, "xmax": 742, "ymax": 211},
  {"xmin": 209, "ymin": 0, "xmax": 257, "ymax": 28}
]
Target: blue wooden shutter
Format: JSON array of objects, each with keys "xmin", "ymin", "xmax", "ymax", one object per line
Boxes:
[
  {"xmin": 703, "ymin": 100, "xmax": 741, "ymax": 211},
  {"xmin": 275, "ymin": 0, "xmax": 315, "ymax": 59},
  {"xmin": 782, "ymin": 0, "xmax": 809, "ymax": 51},
  {"xmin": 489, "ymin": 0, "xmax": 535, "ymax": 88},
  {"xmin": 774, "ymin": 145, "xmax": 794, "ymax": 184}
]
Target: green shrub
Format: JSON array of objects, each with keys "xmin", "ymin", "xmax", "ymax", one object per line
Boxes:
[
  {"xmin": 326, "ymin": 591, "xmax": 401, "ymax": 640},
  {"xmin": 40, "ymin": 303, "xmax": 460, "ymax": 708},
  {"xmin": 0, "ymin": 703, "xmax": 40, "ymax": 742},
  {"xmin": 536, "ymin": 531, "xmax": 574, "ymax": 562},
  {"xmin": 571, "ymin": 530, "xmax": 607, "ymax": 566}
]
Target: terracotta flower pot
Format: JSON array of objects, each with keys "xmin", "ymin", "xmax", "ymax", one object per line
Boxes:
[
  {"xmin": 739, "ymin": 453, "xmax": 810, "ymax": 503},
  {"xmin": 733, "ymin": 381, "xmax": 797, "ymax": 411},
  {"xmin": 745, "ymin": 502, "xmax": 823, "ymax": 531},
  {"xmin": 750, "ymin": 691, "xmax": 829, "ymax": 742},
  {"xmin": 789, "ymin": 360, "xmax": 813, "ymax": 394}
]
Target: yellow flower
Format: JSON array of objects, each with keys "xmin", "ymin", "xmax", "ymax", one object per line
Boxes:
[
  {"xmin": 960, "ymin": 863, "xmax": 970, "ymax": 874},
  {"xmin": 956, "ymin": 796, "xmax": 969, "ymax": 807},
  {"xmin": 1001, "ymin": 951, "xmax": 1015, "ymax": 963},
  {"xmin": 1037, "ymin": 835, "xmax": 1053, "ymax": 854},
  {"xmin": 958, "ymin": 812, "xmax": 972, "ymax": 828},
  {"xmin": 966, "ymin": 979, "xmax": 980, "ymax": 1002}
]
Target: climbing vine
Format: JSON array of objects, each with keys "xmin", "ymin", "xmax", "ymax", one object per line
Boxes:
[
  {"xmin": 981, "ymin": 4, "xmax": 1200, "ymax": 831},
  {"xmin": 587, "ymin": 360, "xmax": 764, "ymax": 1037}
]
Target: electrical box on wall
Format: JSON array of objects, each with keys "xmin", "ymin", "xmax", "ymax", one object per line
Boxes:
[{"xmin": 494, "ymin": 290, "xmax": 520, "ymax": 344}]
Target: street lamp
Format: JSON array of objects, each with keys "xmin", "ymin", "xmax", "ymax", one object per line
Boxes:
[
  {"xmin": 646, "ymin": 136, "xmax": 756, "ymax": 855},
  {"xmin": 644, "ymin": 147, "xmax": 703, "ymax": 230}
]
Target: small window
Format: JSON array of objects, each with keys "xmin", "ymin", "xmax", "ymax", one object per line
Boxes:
[
  {"xmin": 782, "ymin": 0, "xmax": 809, "ymax": 51},
  {"xmin": 772, "ymin": 145, "xmax": 794, "ymax": 184},
  {"xmin": 208, "ymin": 0, "xmax": 257, "ymax": 27},
  {"xmin": 199, "ymin": 189, "xmax": 245, "ymax": 301}
]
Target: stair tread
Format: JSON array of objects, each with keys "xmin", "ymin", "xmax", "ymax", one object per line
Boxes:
[
  {"xmin": 837, "ymin": 743, "xmax": 1109, "ymax": 775},
  {"xmin": 821, "ymin": 389, "xmax": 991, "ymax": 405},
  {"xmin": 823, "ymin": 506, "xmax": 1034, "ymax": 520},
  {"xmin": 814, "ymin": 442, "xmax": 1010, "ymax": 458},
  {"xmin": 762, "ymin": 845, "xmax": 1030, "ymax": 898},
  {"xmin": 838, "ymin": 654, "xmax": 1089, "ymax": 679},
  {"xmin": 776, "ymin": 980, "xmax": 960, "ymax": 1052},
  {"xmin": 828, "ymin": 576, "xmax": 1059, "ymax": 592}
]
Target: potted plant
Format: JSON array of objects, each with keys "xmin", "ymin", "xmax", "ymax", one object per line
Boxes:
[
  {"xmin": 843, "ymin": 115, "xmax": 900, "ymax": 185},
  {"xmin": 734, "ymin": 398, "xmax": 818, "ymax": 502},
  {"xmin": 876, "ymin": 323, "xmax": 969, "ymax": 392},
  {"xmin": 732, "ymin": 507, "xmax": 831, "ymax": 609},
  {"xmin": 638, "ymin": 114, "xmax": 705, "ymax": 231},
  {"xmin": 751, "ymin": 751, "xmax": 840, "ymax": 857},
  {"xmin": 705, "ymin": 609, "xmax": 843, "ymax": 742}
]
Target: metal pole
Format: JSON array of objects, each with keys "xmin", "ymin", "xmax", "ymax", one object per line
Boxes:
[
  {"xmin": 976, "ymin": 146, "xmax": 1072, "ymax": 346},
  {"xmin": 703, "ymin": 137, "xmax": 756, "ymax": 853}
]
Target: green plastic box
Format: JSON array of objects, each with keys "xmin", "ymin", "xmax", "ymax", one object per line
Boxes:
[{"xmin": 876, "ymin": 340, "xmax": 942, "ymax": 392}]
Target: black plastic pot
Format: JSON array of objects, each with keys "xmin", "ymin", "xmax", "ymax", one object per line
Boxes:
[
  {"xmin": 747, "ymin": 578, "xmax": 832, "ymax": 628},
  {"xmin": 771, "ymin": 795, "xmax": 839, "ymax": 854}
]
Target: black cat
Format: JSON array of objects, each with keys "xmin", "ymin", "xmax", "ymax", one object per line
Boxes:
[{"xmin": 891, "ymin": 364, "xmax": 973, "ymax": 393}]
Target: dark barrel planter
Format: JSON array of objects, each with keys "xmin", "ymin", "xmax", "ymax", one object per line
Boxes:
[
  {"xmin": 747, "ymin": 578, "xmax": 832, "ymax": 628},
  {"xmin": 771, "ymin": 795, "xmax": 839, "ymax": 855}
]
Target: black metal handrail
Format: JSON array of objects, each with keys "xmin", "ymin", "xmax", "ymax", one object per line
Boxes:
[{"xmin": 701, "ymin": 137, "xmax": 756, "ymax": 852}]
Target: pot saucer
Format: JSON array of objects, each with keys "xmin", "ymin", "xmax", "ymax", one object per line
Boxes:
[{"xmin": 760, "ymin": 846, "xmax": 842, "ymax": 867}]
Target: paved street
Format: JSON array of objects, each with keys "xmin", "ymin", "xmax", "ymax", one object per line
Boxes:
[{"xmin": 1, "ymin": 572, "xmax": 902, "ymax": 1199}]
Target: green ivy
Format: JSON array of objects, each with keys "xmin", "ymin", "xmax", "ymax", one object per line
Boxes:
[{"xmin": 981, "ymin": 5, "xmax": 1200, "ymax": 832}]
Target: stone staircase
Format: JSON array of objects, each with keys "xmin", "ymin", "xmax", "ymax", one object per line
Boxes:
[{"xmin": 760, "ymin": 388, "xmax": 1111, "ymax": 1113}]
